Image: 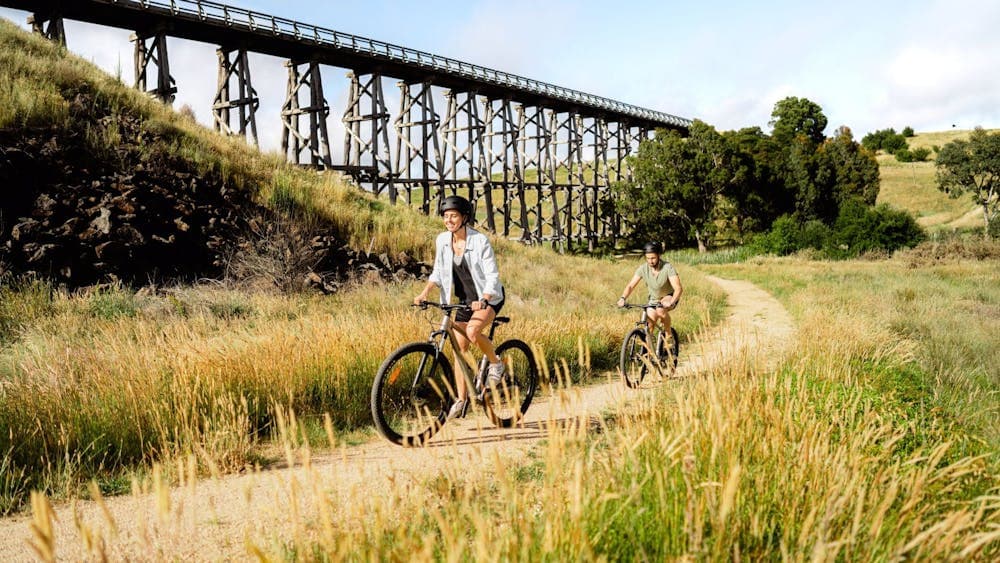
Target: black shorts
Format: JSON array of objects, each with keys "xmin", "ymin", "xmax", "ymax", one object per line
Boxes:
[{"xmin": 455, "ymin": 298, "xmax": 505, "ymax": 324}]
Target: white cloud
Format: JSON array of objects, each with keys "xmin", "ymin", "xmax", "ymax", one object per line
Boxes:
[{"xmin": 873, "ymin": 0, "xmax": 1000, "ymax": 131}]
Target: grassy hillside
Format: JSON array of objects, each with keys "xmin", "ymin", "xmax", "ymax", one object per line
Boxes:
[
  {"xmin": 0, "ymin": 17, "xmax": 437, "ymax": 266},
  {"xmin": 875, "ymin": 129, "xmax": 994, "ymax": 230}
]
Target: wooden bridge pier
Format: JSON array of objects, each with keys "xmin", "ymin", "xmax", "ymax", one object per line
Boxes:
[{"xmin": 13, "ymin": 0, "xmax": 692, "ymax": 248}]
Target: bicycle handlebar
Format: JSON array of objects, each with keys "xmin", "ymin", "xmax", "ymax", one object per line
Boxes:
[
  {"xmin": 412, "ymin": 301, "xmax": 471, "ymax": 312},
  {"xmin": 620, "ymin": 302, "xmax": 667, "ymax": 310}
]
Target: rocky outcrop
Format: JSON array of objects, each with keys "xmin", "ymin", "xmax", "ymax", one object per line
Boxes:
[{"xmin": 0, "ymin": 98, "xmax": 428, "ymax": 291}]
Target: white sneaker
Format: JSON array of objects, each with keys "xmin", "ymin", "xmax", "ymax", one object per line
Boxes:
[
  {"xmin": 447, "ymin": 398, "xmax": 468, "ymax": 419},
  {"xmin": 486, "ymin": 362, "xmax": 505, "ymax": 388}
]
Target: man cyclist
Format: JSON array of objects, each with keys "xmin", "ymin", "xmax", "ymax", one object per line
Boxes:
[
  {"xmin": 414, "ymin": 195, "xmax": 506, "ymax": 419},
  {"xmin": 616, "ymin": 241, "xmax": 682, "ymax": 355}
]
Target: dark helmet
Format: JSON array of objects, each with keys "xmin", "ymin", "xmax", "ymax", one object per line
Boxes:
[
  {"xmin": 439, "ymin": 195, "xmax": 473, "ymax": 220},
  {"xmin": 643, "ymin": 241, "xmax": 663, "ymax": 254}
]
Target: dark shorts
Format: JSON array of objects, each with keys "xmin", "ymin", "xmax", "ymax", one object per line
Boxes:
[
  {"xmin": 649, "ymin": 296, "xmax": 679, "ymax": 310},
  {"xmin": 455, "ymin": 298, "xmax": 505, "ymax": 324}
]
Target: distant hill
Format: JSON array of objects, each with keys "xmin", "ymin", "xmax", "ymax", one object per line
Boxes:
[{"xmin": 875, "ymin": 129, "xmax": 993, "ymax": 231}]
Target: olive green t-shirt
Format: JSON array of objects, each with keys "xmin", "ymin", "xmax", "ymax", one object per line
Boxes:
[{"xmin": 635, "ymin": 260, "xmax": 678, "ymax": 302}]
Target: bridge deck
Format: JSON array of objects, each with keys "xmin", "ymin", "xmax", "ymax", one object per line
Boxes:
[{"xmin": 2, "ymin": 0, "xmax": 691, "ymax": 131}]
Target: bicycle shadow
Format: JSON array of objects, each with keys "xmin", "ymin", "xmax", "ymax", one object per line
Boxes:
[{"xmin": 424, "ymin": 413, "xmax": 605, "ymax": 448}]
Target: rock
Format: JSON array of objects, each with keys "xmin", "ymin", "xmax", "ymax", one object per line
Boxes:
[
  {"xmin": 90, "ymin": 207, "xmax": 112, "ymax": 235},
  {"xmin": 304, "ymin": 271, "xmax": 323, "ymax": 286},
  {"xmin": 95, "ymin": 241, "xmax": 127, "ymax": 261},
  {"xmin": 34, "ymin": 193, "xmax": 58, "ymax": 215},
  {"xmin": 26, "ymin": 243, "xmax": 59, "ymax": 264},
  {"xmin": 115, "ymin": 225, "xmax": 145, "ymax": 245},
  {"xmin": 58, "ymin": 217, "xmax": 82, "ymax": 236},
  {"xmin": 11, "ymin": 219, "xmax": 40, "ymax": 241}
]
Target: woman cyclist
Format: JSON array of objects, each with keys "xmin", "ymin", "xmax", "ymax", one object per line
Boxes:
[
  {"xmin": 414, "ymin": 195, "xmax": 506, "ymax": 419},
  {"xmin": 617, "ymin": 241, "xmax": 683, "ymax": 348}
]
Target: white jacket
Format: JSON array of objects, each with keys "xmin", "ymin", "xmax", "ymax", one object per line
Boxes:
[{"xmin": 428, "ymin": 227, "xmax": 504, "ymax": 305}]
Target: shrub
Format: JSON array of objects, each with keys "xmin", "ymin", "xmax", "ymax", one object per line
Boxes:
[
  {"xmin": 750, "ymin": 215, "xmax": 800, "ymax": 256},
  {"xmin": 902, "ymin": 126, "xmax": 915, "ymax": 137},
  {"xmin": 799, "ymin": 220, "xmax": 831, "ymax": 250},
  {"xmin": 895, "ymin": 147, "xmax": 931, "ymax": 163},
  {"xmin": 828, "ymin": 201, "xmax": 925, "ymax": 258},
  {"xmin": 861, "ymin": 128, "xmax": 908, "ymax": 153},
  {"xmin": 753, "ymin": 204, "xmax": 924, "ymax": 259},
  {"xmin": 882, "ymin": 134, "xmax": 908, "ymax": 154}
]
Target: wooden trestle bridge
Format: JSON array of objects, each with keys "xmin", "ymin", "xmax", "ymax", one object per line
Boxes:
[{"xmin": 4, "ymin": 0, "xmax": 692, "ymax": 248}]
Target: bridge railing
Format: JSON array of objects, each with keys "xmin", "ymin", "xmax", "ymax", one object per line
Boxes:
[{"xmin": 106, "ymin": 0, "xmax": 691, "ymax": 128}]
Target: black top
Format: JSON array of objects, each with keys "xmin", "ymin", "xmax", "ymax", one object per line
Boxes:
[{"xmin": 452, "ymin": 256, "xmax": 478, "ymax": 305}]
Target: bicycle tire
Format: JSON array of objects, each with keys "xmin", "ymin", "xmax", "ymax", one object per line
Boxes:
[
  {"xmin": 483, "ymin": 339, "xmax": 538, "ymax": 428},
  {"xmin": 620, "ymin": 328, "xmax": 648, "ymax": 388},
  {"xmin": 653, "ymin": 328, "xmax": 680, "ymax": 373},
  {"xmin": 666, "ymin": 327, "xmax": 680, "ymax": 371},
  {"xmin": 371, "ymin": 342, "xmax": 454, "ymax": 446}
]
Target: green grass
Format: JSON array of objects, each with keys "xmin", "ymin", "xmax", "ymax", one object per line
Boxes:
[{"xmin": 704, "ymin": 252, "xmax": 1000, "ymax": 452}]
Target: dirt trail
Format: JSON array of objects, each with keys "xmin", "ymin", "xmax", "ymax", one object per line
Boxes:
[{"xmin": 0, "ymin": 275, "xmax": 795, "ymax": 560}]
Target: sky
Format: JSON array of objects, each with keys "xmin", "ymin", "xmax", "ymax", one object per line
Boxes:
[{"xmin": 2, "ymin": 0, "xmax": 998, "ymax": 156}]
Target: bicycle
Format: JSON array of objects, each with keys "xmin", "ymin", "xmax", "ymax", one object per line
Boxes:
[
  {"xmin": 619, "ymin": 303, "xmax": 680, "ymax": 388},
  {"xmin": 370, "ymin": 301, "xmax": 539, "ymax": 446}
]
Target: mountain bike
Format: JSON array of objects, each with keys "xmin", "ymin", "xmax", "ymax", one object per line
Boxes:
[
  {"xmin": 371, "ymin": 301, "xmax": 539, "ymax": 446},
  {"xmin": 619, "ymin": 303, "xmax": 679, "ymax": 388}
]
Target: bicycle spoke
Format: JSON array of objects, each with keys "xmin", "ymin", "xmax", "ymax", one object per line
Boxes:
[{"xmin": 372, "ymin": 343, "xmax": 452, "ymax": 446}]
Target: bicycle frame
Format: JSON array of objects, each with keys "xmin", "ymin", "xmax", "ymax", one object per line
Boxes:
[
  {"xmin": 419, "ymin": 303, "xmax": 500, "ymax": 403},
  {"xmin": 627, "ymin": 303, "xmax": 666, "ymax": 352}
]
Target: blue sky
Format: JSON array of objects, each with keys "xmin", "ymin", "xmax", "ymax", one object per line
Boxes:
[{"xmin": 2, "ymin": 0, "xmax": 998, "ymax": 154}]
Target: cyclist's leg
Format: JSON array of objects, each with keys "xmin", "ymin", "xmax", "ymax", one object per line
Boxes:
[
  {"xmin": 451, "ymin": 323, "xmax": 473, "ymax": 400},
  {"xmin": 648, "ymin": 308, "xmax": 672, "ymax": 340},
  {"xmin": 464, "ymin": 308, "xmax": 500, "ymax": 363}
]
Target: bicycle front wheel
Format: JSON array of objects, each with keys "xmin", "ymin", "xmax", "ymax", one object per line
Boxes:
[
  {"xmin": 484, "ymin": 339, "xmax": 538, "ymax": 428},
  {"xmin": 620, "ymin": 328, "xmax": 648, "ymax": 388},
  {"xmin": 371, "ymin": 342, "xmax": 454, "ymax": 446}
]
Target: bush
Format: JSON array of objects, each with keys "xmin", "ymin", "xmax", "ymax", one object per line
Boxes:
[
  {"xmin": 882, "ymin": 134, "xmax": 908, "ymax": 154},
  {"xmin": 750, "ymin": 215, "xmax": 801, "ymax": 256},
  {"xmin": 895, "ymin": 147, "xmax": 931, "ymax": 163},
  {"xmin": 828, "ymin": 201, "xmax": 925, "ymax": 258},
  {"xmin": 861, "ymin": 128, "xmax": 908, "ymax": 153},
  {"xmin": 799, "ymin": 220, "xmax": 831, "ymax": 250},
  {"xmin": 753, "ymin": 204, "xmax": 924, "ymax": 259},
  {"xmin": 902, "ymin": 126, "xmax": 915, "ymax": 137}
]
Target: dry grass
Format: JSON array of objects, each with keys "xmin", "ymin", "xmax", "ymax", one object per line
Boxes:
[
  {"xmin": 26, "ymin": 270, "xmax": 997, "ymax": 560},
  {"xmin": 0, "ymin": 249, "xmax": 724, "ymax": 515},
  {"xmin": 875, "ymin": 129, "xmax": 999, "ymax": 230}
]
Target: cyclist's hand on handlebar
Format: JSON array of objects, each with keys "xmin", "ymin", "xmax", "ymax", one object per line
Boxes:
[
  {"xmin": 413, "ymin": 295, "xmax": 428, "ymax": 307},
  {"xmin": 616, "ymin": 296, "xmax": 626, "ymax": 308}
]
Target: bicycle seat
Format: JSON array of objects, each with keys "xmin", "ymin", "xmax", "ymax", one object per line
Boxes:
[{"xmin": 493, "ymin": 316, "xmax": 510, "ymax": 325}]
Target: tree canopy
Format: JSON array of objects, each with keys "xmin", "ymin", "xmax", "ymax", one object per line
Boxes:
[
  {"xmin": 614, "ymin": 97, "xmax": 888, "ymax": 252},
  {"xmin": 936, "ymin": 127, "xmax": 1000, "ymax": 237}
]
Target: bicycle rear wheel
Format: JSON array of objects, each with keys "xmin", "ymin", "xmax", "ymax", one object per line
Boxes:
[
  {"xmin": 664, "ymin": 327, "xmax": 680, "ymax": 371},
  {"xmin": 653, "ymin": 328, "xmax": 680, "ymax": 375},
  {"xmin": 484, "ymin": 339, "xmax": 538, "ymax": 428},
  {"xmin": 620, "ymin": 328, "xmax": 649, "ymax": 388},
  {"xmin": 371, "ymin": 342, "xmax": 454, "ymax": 446}
]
